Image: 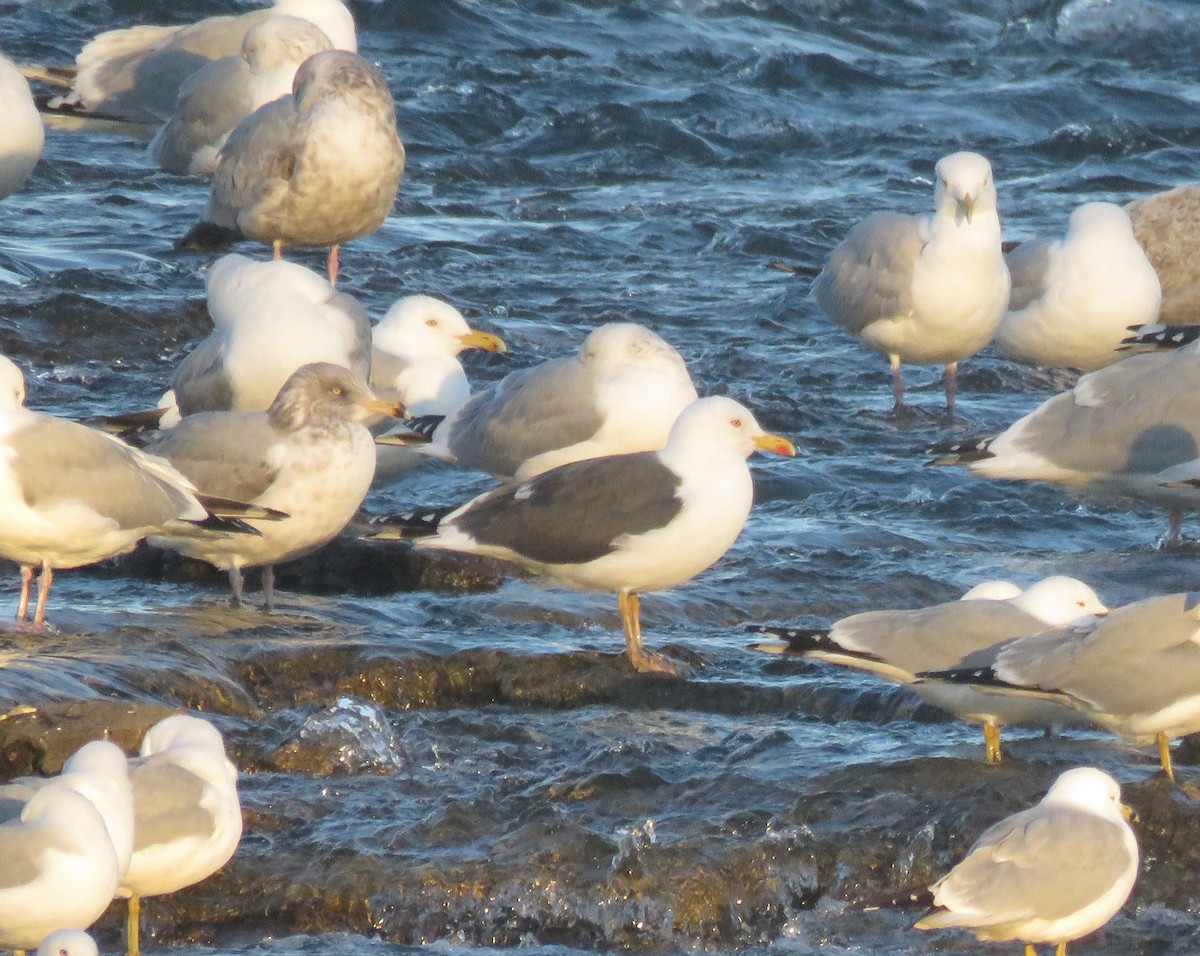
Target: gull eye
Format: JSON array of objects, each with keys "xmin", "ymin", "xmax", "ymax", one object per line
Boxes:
[
  {"xmin": 330, "ymin": 386, "xmax": 344, "ymax": 396},
  {"xmin": 731, "ymin": 418, "xmax": 743, "ymax": 428},
  {"xmin": 1077, "ymin": 600, "xmax": 1086, "ymax": 608},
  {"xmin": 426, "ymin": 318, "xmax": 439, "ymax": 327}
]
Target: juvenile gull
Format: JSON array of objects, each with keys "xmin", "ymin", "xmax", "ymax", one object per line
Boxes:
[
  {"xmin": 375, "ymin": 396, "xmax": 794, "ymax": 675},
  {"xmin": 40, "ymin": 0, "xmax": 356, "ymax": 124},
  {"xmin": 121, "ymin": 715, "xmax": 242, "ymax": 956},
  {"xmin": 147, "ymin": 363, "xmax": 402, "ymax": 610},
  {"xmin": 180, "ymin": 49, "xmax": 405, "ymax": 286},
  {"xmin": 0, "ymin": 783, "xmax": 121, "ymax": 952},
  {"xmin": 369, "ymin": 295, "xmax": 506, "ymax": 485},
  {"xmin": 996, "ymin": 202, "xmax": 1161, "ymax": 371},
  {"xmin": 925, "ymin": 592, "xmax": 1200, "ymax": 781},
  {"xmin": 149, "ymin": 16, "xmax": 333, "ymax": 175},
  {"xmin": 0, "ymin": 355, "xmax": 270, "ymax": 628},
  {"xmin": 813, "ymin": 151, "xmax": 1010, "ymax": 413},
  {"xmin": 748, "ymin": 576, "xmax": 1107, "ymax": 763},
  {"xmin": 915, "ymin": 767, "xmax": 1137, "ymax": 956},
  {"xmin": 0, "ymin": 55, "xmax": 43, "ymax": 200},
  {"xmin": 1126, "ymin": 184, "xmax": 1200, "ymax": 323},
  {"xmin": 380, "ymin": 323, "xmax": 699, "ymax": 481}
]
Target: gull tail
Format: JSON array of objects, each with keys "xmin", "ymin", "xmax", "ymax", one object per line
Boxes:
[
  {"xmin": 187, "ymin": 514, "xmax": 262, "ymax": 537},
  {"xmin": 745, "ymin": 624, "xmax": 832, "ymax": 655},
  {"xmin": 924, "ymin": 435, "xmax": 995, "ymax": 467},
  {"xmin": 375, "ymin": 414, "xmax": 445, "ymax": 447},
  {"xmin": 177, "ymin": 221, "xmax": 242, "ymax": 252},
  {"xmin": 1118, "ymin": 323, "xmax": 1200, "ymax": 353},
  {"xmin": 84, "ymin": 407, "xmax": 170, "ymax": 442},
  {"xmin": 19, "ymin": 63, "xmax": 76, "ymax": 87},
  {"xmin": 913, "ymin": 666, "xmax": 1074, "ymax": 705},
  {"xmin": 196, "ymin": 495, "xmax": 289, "ymax": 523},
  {"xmin": 362, "ymin": 507, "xmax": 452, "ymax": 540}
]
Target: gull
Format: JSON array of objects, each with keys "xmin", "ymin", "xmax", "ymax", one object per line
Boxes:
[
  {"xmin": 0, "ymin": 55, "xmax": 43, "ymax": 200},
  {"xmin": 915, "ymin": 767, "xmax": 1137, "ymax": 956},
  {"xmin": 1126, "ymin": 183, "xmax": 1200, "ymax": 324},
  {"xmin": 996, "ymin": 202, "xmax": 1161, "ymax": 371},
  {"xmin": 0, "ymin": 783, "xmax": 121, "ymax": 953},
  {"xmin": 379, "ymin": 323, "xmax": 699, "ymax": 481},
  {"xmin": 37, "ymin": 931, "xmax": 98, "ymax": 956},
  {"xmin": 179, "ymin": 50, "xmax": 405, "ymax": 286},
  {"xmin": 0, "ymin": 355, "xmax": 274, "ymax": 629},
  {"xmin": 748, "ymin": 576, "xmax": 1107, "ymax": 763},
  {"xmin": 959, "ymin": 579, "xmax": 1022, "ymax": 600},
  {"xmin": 147, "ymin": 363, "xmax": 403, "ymax": 610},
  {"xmin": 923, "ymin": 592, "xmax": 1200, "ymax": 781},
  {"xmin": 372, "ymin": 396, "xmax": 795, "ymax": 675},
  {"xmin": 149, "ymin": 15, "xmax": 334, "ymax": 175},
  {"xmin": 121, "ymin": 715, "xmax": 242, "ymax": 956},
  {"xmin": 812, "ymin": 151, "xmax": 1010, "ymax": 414},
  {"xmin": 369, "ymin": 295, "xmax": 506, "ymax": 484},
  {"xmin": 38, "ymin": 0, "xmax": 356, "ymax": 124}
]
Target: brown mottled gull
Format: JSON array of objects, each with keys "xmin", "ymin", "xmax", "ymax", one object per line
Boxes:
[{"xmin": 1127, "ymin": 183, "xmax": 1200, "ymax": 323}]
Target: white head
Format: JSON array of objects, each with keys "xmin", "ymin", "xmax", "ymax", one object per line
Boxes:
[
  {"xmin": 36, "ymin": 930, "xmax": 98, "ymax": 956},
  {"xmin": 373, "ymin": 296, "xmax": 504, "ymax": 359},
  {"xmin": 662, "ymin": 396, "xmax": 795, "ymax": 463},
  {"xmin": 0, "ymin": 354, "xmax": 25, "ymax": 409},
  {"xmin": 1009, "ymin": 575, "xmax": 1108, "ymax": 626},
  {"xmin": 960, "ymin": 580, "xmax": 1022, "ymax": 601},
  {"xmin": 243, "ymin": 15, "xmax": 333, "ymax": 73},
  {"xmin": 63, "ymin": 739, "xmax": 129, "ymax": 780},
  {"xmin": 271, "ymin": 0, "xmax": 357, "ymax": 52},
  {"xmin": 140, "ymin": 714, "xmax": 229, "ymax": 759},
  {"xmin": 579, "ymin": 323, "xmax": 693, "ymax": 379},
  {"xmin": 1041, "ymin": 767, "xmax": 1127, "ymax": 819},
  {"xmin": 933, "ymin": 151, "xmax": 998, "ymax": 223},
  {"xmin": 1065, "ymin": 201, "xmax": 1136, "ymax": 243}
]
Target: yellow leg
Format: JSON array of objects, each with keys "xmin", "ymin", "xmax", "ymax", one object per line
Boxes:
[
  {"xmin": 1055, "ymin": 941, "xmax": 1067, "ymax": 956},
  {"xmin": 617, "ymin": 590, "xmax": 676, "ymax": 675},
  {"xmin": 127, "ymin": 893, "xmax": 141, "ymax": 956},
  {"xmin": 1024, "ymin": 945, "xmax": 1038, "ymax": 956},
  {"xmin": 983, "ymin": 722, "xmax": 1002, "ymax": 764},
  {"xmin": 1159, "ymin": 732, "xmax": 1175, "ymax": 782}
]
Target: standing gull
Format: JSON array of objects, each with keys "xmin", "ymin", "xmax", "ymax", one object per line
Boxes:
[
  {"xmin": 380, "ymin": 323, "xmax": 698, "ymax": 481},
  {"xmin": 0, "ymin": 54, "xmax": 43, "ymax": 200},
  {"xmin": 748, "ymin": 576, "xmax": 1107, "ymax": 763},
  {"xmin": 915, "ymin": 767, "xmax": 1137, "ymax": 956},
  {"xmin": 374, "ymin": 396, "xmax": 794, "ymax": 675},
  {"xmin": 121, "ymin": 715, "xmax": 242, "ymax": 956},
  {"xmin": 147, "ymin": 363, "xmax": 402, "ymax": 610},
  {"xmin": 996, "ymin": 202, "xmax": 1161, "ymax": 371},
  {"xmin": 1126, "ymin": 184, "xmax": 1200, "ymax": 323},
  {"xmin": 813, "ymin": 151, "xmax": 1010, "ymax": 414},
  {"xmin": 180, "ymin": 49, "xmax": 406, "ymax": 286}
]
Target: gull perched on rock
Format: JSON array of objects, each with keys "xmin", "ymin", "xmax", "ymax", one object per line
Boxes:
[
  {"xmin": 373, "ymin": 396, "xmax": 794, "ymax": 675},
  {"xmin": 147, "ymin": 363, "xmax": 402, "ymax": 609},
  {"xmin": 149, "ymin": 15, "xmax": 334, "ymax": 175},
  {"xmin": 813, "ymin": 151, "xmax": 1010, "ymax": 414},
  {"xmin": 996, "ymin": 201, "xmax": 1161, "ymax": 371},
  {"xmin": 748, "ymin": 575, "xmax": 1107, "ymax": 763},
  {"xmin": 180, "ymin": 49, "xmax": 405, "ymax": 286},
  {"xmin": 37, "ymin": 0, "xmax": 356, "ymax": 124},
  {"xmin": 915, "ymin": 767, "xmax": 1137, "ymax": 956},
  {"xmin": 380, "ymin": 323, "xmax": 698, "ymax": 481},
  {"xmin": 121, "ymin": 715, "xmax": 242, "ymax": 956},
  {"xmin": 0, "ymin": 55, "xmax": 43, "ymax": 200}
]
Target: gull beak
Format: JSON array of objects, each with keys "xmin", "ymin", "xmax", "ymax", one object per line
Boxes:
[
  {"xmin": 956, "ymin": 193, "xmax": 976, "ymax": 225},
  {"xmin": 1094, "ymin": 604, "xmax": 1111, "ymax": 617},
  {"xmin": 1120, "ymin": 802, "xmax": 1138, "ymax": 824},
  {"xmin": 753, "ymin": 433, "xmax": 796, "ymax": 456},
  {"xmin": 361, "ymin": 398, "xmax": 407, "ymax": 418},
  {"xmin": 457, "ymin": 330, "xmax": 507, "ymax": 352}
]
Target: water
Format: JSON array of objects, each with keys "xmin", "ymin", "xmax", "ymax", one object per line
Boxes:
[{"xmin": 0, "ymin": 0, "xmax": 1199, "ymax": 953}]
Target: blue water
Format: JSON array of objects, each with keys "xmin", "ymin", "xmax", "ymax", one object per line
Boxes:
[{"xmin": 1, "ymin": 0, "xmax": 1199, "ymax": 953}]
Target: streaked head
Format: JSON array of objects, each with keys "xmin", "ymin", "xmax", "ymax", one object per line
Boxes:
[
  {"xmin": 268, "ymin": 362, "xmax": 403, "ymax": 429},
  {"xmin": 933, "ymin": 151, "xmax": 997, "ymax": 224},
  {"xmin": 1009, "ymin": 575, "xmax": 1108, "ymax": 626},
  {"xmin": 243, "ymin": 15, "xmax": 332, "ymax": 72},
  {"xmin": 580, "ymin": 323, "xmax": 693, "ymax": 379}
]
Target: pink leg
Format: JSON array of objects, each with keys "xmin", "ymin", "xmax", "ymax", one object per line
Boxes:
[
  {"xmin": 889, "ymin": 354, "xmax": 904, "ymax": 408},
  {"xmin": 273, "ymin": 239, "xmax": 283, "ymax": 261},
  {"xmin": 1168, "ymin": 510, "xmax": 1184, "ymax": 545},
  {"xmin": 945, "ymin": 361, "xmax": 958, "ymax": 416},
  {"xmin": 327, "ymin": 245, "xmax": 340, "ymax": 286},
  {"xmin": 32, "ymin": 564, "xmax": 53, "ymax": 630},
  {"xmin": 16, "ymin": 565, "xmax": 32, "ymax": 624}
]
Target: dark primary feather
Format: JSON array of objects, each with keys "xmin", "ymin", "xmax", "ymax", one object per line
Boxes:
[{"xmin": 924, "ymin": 435, "xmax": 995, "ymax": 467}]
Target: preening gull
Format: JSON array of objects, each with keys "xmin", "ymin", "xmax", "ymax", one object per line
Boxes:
[
  {"xmin": 924, "ymin": 592, "xmax": 1200, "ymax": 781},
  {"xmin": 36, "ymin": 931, "xmax": 98, "ymax": 956},
  {"xmin": 40, "ymin": 0, "xmax": 356, "ymax": 124},
  {"xmin": 373, "ymin": 396, "xmax": 794, "ymax": 675},
  {"xmin": 748, "ymin": 575, "xmax": 1107, "ymax": 763},
  {"xmin": 812, "ymin": 151, "xmax": 1010, "ymax": 414},
  {"xmin": 121, "ymin": 715, "xmax": 242, "ymax": 956},
  {"xmin": 996, "ymin": 201, "xmax": 1161, "ymax": 371},
  {"xmin": 180, "ymin": 49, "xmax": 405, "ymax": 286},
  {"xmin": 0, "ymin": 55, "xmax": 43, "ymax": 200},
  {"xmin": 0, "ymin": 355, "xmax": 271, "ymax": 629},
  {"xmin": 369, "ymin": 295, "xmax": 506, "ymax": 485},
  {"xmin": 149, "ymin": 15, "xmax": 334, "ymax": 175},
  {"xmin": 915, "ymin": 767, "xmax": 1137, "ymax": 956},
  {"xmin": 1126, "ymin": 184, "xmax": 1200, "ymax": 323},
  {"xmin": 147, "ymin": 363, "xmax": 402, "ymax": 610},
  {"xmin": 0, "ymin": 783, "xmax": 121, "ymax": 952},
  {"xmin": 380, "ymin": 323, "xmax": 699, "ymax": 481}
]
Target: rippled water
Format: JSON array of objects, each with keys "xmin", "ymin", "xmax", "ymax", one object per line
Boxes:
[{"xmin": 2, "ymin": 0, "xmax": 1200, "ymax": 953}]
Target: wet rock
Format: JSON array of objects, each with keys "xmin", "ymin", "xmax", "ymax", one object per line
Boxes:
[{"xmin": 271, "ymin": 697, "xmax": 404, "ymax": 776}]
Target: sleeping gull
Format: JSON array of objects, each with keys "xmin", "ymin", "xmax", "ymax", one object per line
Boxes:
[
  {"xmin": 923, "ymin": 592, "xmax": 1200, "ymax": 781},
  {"xmin": 914, "ymin": 767, "xmax": 1137, "ymax": 956},
  {"xmin": 121, "ymin": 715, "xmax": 242, "ymax": 956},
  {"xmin": 959, "ymin": 579, "xmax": 1022, "ymax": 601},
  {"xmin": 149, "ymin": 15, "xmax": 334, "ymax": 175},
  {"xmin": 812, "ymin": 151, "xmax": 1010, "ymax": 414},
  {"xmin": 37, "ymin": 931, "xmax": 98, "ymax": 956},
  {"xmin": 926, "ymin": 344, "xmax": 1200, "ymax": 542},
  {"xmin": 1126, "ymin": 184, "xmax": 1200, "ymax": 323},
  {"xmin": 748, "ymin": 575, "xmax": 1107, "ymax": 763},
  {"xmin": 147, "ymin": 363, "xmax": 403, "ymax": 610},
  {"xmin": 372, "ymin": 396, "xmax": 794, "ymax": 675},
  {"xmin": 379, "ymin": 323, "xmax": 699, "ymax": 481},
  {"xmin": 0, "ymin": 55, "xmax": 43, "ymax": 200},
  {"xmin": 369, "ymin": 295, "xmax": 506, "ymax": 484},
  {"xmin": 0, "ymin": 783, "xmax": 121, "ymax": 952},
  {"xmin": 40, "ymin": 0, "xmax": 356, "ymax": 124},
  {"xmin": 996, "ymin": 201, "xmax": 1161, "ymax": 371},
  {"xmin": 0, "ymin": 355, "xmax": 272, "ymax": 629},
  {"xmin": 179, "ymin": 49, "xmax": 405, "ymax": 286}
]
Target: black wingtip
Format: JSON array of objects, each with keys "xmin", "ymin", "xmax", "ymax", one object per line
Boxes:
[
  {"xmin": 189, "ymin": 514, "xmax": 262, "ymax": 537},
  {"xmin": 177, "ymin": 221, "xmax": 242, "ymax": 252},
  {"xmin": 362, "ymin": 506, "xmax": 450, "ymax": 540},
  {"xmin": 744, "ymin": 624, "xmax": 833, "ymax": 654},
  {"xmin": 195, "ymin": 494, "xmax": 289, "ymax": 522},
  {"xmin": 376, "ymin": 414, "xmax": 445, "ymax": 447},
  {"xmin": 1117, "ymin": 324, "xmax": 1200, "ymax": 352},
  {"xmin": 83, "ymin": 407, "xmax": 169, "ymax": 441},
  {"xmin": 924, "ymin": 435, "xmax": 995, "ymax": 467},
  {"xmin": 915, "ymin": 665, "xmax": 1013, "ymax": 688}
]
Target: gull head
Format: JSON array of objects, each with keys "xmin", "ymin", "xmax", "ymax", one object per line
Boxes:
[
  {"xmin": 663, "ymin": 396, "xmax": 795, "ymax": 462},
  {"xmin": 243, "ymin": 15, "xmax": 333, "ymax": 73},
  {"xmin": 580, "ymin": 323, "xmax": 693, "ymax": 380},
  {"xmin": 0, "ymin": 354, "xmax": 25, "ymax": 409},
  {"xmin": 293, "ymin": 49, "xmax": 391, "ymax": 113},
  {"xmin": 934, "ymin": 151, "xmax": 997, "ymax": 225},
  {"xmin": 959, "ymin": 579, "xmax": 1022, "ymax": 601},
  {"xmin": 1009, "ymin": 575, "xmax": 1108, "ymax": 626},
  {"xmin": 141, "ymin": 714, "xmax": 230, "ymax": 758},
  {"xmin": 1066, "ymin": 200, "xmax": 1137, "ymax": 244},
  {"xmin": 37, "ymin": 930, "xmax": 98, "ymax": 956},
  {"xmin": 63, "ymin": 740, "xmax": 130, "ymax": 781},
  {"xmin": 373, "ymin": 295, "xmax": 505, "ymax": 359},
  {"xmin": 1042, "ymin": 767, "xmax": 1129, "ymax": 822},
  {"xmin": 268, "ymin": 362, "xmax": 404, "ymax": 430}
]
